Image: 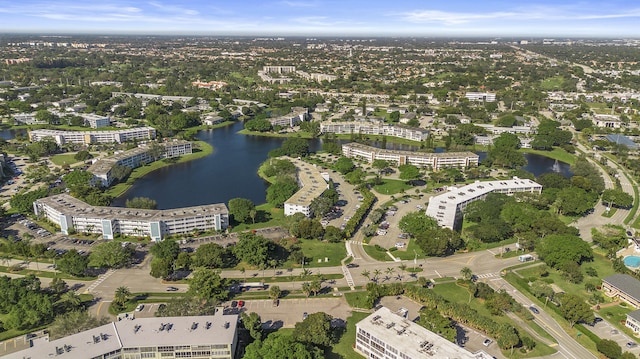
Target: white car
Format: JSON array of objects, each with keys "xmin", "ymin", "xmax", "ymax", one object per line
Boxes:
[{"xmin": 135, "ymin": 304, "xmax": 145, "ymax": 312}]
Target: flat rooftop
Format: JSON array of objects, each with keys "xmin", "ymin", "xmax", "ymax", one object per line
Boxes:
[
  {"xmin": 5, "ymin": 314, "xmax": 238, "ymax": 359},
  {"xmin": 36, "ymin": 194, "xmax": 228, "ymax": 221},
  {"xmin": 285, "ymin": 157, "xmax": 328, "ymax": 207},
  {"xmin": 358, "ymin": 307, "xmax": 487, "ymax": 359},
  {"xmin": 345, "ymin": 142, "xmax": 478, "ymax": 159}
]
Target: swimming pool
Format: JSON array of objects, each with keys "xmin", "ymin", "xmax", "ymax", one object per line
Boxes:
[{"xmin": 624, "ymin": 256, "xmax": 640, "ymax": 268}]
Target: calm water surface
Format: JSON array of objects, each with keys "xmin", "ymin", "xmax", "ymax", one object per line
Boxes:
[{"xmin": 111, "ymin": 122, "xmax": 570, "ymax": 209}]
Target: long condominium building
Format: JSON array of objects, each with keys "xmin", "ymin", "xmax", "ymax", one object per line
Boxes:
[
  {"xmin": 28, "ymin": 127, "xmax": 156, "ymax": 145},
  {"xmin": 89, "ymin": 140, "xmax": 192, "ymax": 187},
  {"xmin": 426, "ymin": 177, "xmax": 543, "ymax": 230},
  {"xmin": 342, "ymin": 143, "xmax": 479, "ymax": 170},
  {"xmin": 6, "ymin": 312, "xmax": 238, "ymax": 359},
  {"xmin": 269, "ymin": 107, "xmax": 309, "ymax": 128},
  {"xmin": 465, "ymin": 92, "xmax": 496, "ymax": 102},
  {"xmin": 321, "ymin": 122, "xmax": 429, "ymax": 142},
  {"xmin": 34, "ymin": 194, "xmax": 228, "ymax": 241},
  {"xmin": 284, "ymin": 157, "xmax": 329, "ymax": 217},
  {"xmin": 355, "ymin": 307, "xmax": 491, "ymax": 359}
]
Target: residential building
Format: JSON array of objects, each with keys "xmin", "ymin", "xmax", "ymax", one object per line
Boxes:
[
  {"xmin": 284, "ymin": 158, "xmax": 329, "ymax": 217},
  {"xmin": 476, "ymin": 124, "xmax": 534, "ymax": 135},
  {"xmin": 425, "ymin": 177, "xmax": 543, "ymax": 230},
  {"xmin": 606, "ymin": 134, "xmax": 639, "ymax": 150},
  {"xmin": 269, "ymin": 107, "xmax": 309, "ymax": 128},
  {"xmin": 262, "ymin": 65, "xmax": 296, "ymax": 74},
  {"xmin": 342, "ymin": 143, "xmax": 478, "ymax": 170},
  {"xmin": 80, "ymin": 113, "xmax": 111, "ymax": 128},
  {"xmin": 594, "ymin": 114, "xmax": 622, "ymax": 128},
  {"xmin": 13, "ymin": 113, "xmax": 46, "ymax": 125},
  {"xmin": 5, "ymin": 312, "xmax": 238, "ymax": 359},
  {"xmin": 320, "ymin": 122, "xmax": 428, "ymax": 142},
  {"xmin": 465, "ymin": 92, "xmax": 496, "ymax": 102},
  {"xmin": 626, "ymin": 310, "xmax": 640, "ymax": 334},
  {"xmin": 355, "ymin": 307, "xmax": 492, "ymax": 359},
  {"xmin": 111, "ymin": 92, "xmax": 193, "ymax": 103},
  {"xmin": 28, "ymin": 127, "xmax": 156, "ymax": 145},
  {"xmin": 89, "ymin": 141, "xmax": 192, "ymax": 187},
  {"xmin": 33, "ymin": 194, "xmax": 228, "ymax": 241},
  {"xmin": 203, "ymin": 114, "xmax": 226, "ymax": 126},
  {"xmin": 602, "ymin": 274, "xmax": 640, "ymax": 308}
]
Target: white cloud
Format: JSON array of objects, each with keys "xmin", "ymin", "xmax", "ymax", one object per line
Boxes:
[{"xmin": 279, "ymin": 1, "xmax": 318, "ymax": 8}]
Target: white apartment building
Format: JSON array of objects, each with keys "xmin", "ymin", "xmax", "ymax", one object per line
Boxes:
[
  {"xmin": 476, "ymin": 124, "xmax": 534, "ymax": 135},
  {"xmin": 13, "ymin": 113, "xmax": 46, "ymax": 125},
  {"xmin": 342, "ymin": 143, "xmax": 479, "ymax": 170},
  {"xmin": 262, "ymin": 65, "xmax": 296, "ymax": 74},
  {"xmin": 284, "ymin": 158, "xmax": 329, "ymax": 217},
  {"xmin": 34, "ymin": 194, "xmax": 228, "ymax": 241},
  {"xmin": 594, "ymin": 114, "xmax": 622, "ymax": 128},
  {"xmin": 269, "ymin": 107, "xmax": 309, "ymax": 128},
  {"xmin": 465, "ymin": 92, "xmax": 496, "ymax": 102},
  {"xmin": 6, "ymin": 313, "xmax": 238, "ymax": 359},
  {"xmin": 426, "ymin": 177, "xmax": 543, "ymax": 230},
  {"xmin": 89, "ymin": 141, "xmax": 192, "ymax": 187},
  {"xmin": 28, "ymin": 127, "xmax": 156, "ymax": 145},
  {"xmin": 320, "ymin": 122, "xmax": 429, "ymax": 142},
  {"xmin": 80, "ymin": 113, "xmax": 111, "ymax": 128},
  {"xmin": 355, "ymin": 307, "xmax": 492, "ymax": 359}
]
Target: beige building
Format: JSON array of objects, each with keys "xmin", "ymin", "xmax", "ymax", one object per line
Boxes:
[
  {"xmin": 284, "ymin": 158, "xmax": 329, "ymax": 217},
  {"xmin": 321, "ymin": 122, "xmax": 428, "ymax": 142},
  {"xmin": 342, "ymin": 143, "xmax": 478, "ymax": 170},
  {"xmin": 28, "ymin": 127, "xmax": 156, "ymax": 145},
  {"xmin": 5, "ymin": 313, "xmax": 238, "ymax": 359},
  {"xmin": 603, "ymin": 274, "xmax": 640, "ymax": 309},
  {"xmin": 33, "ymin": 194, "xmax": 228, "ymax": 241}
]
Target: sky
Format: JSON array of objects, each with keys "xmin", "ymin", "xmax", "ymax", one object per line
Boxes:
[{"xmin": 0, "ymin": 0, "xmax": 639, "ymax": 37}]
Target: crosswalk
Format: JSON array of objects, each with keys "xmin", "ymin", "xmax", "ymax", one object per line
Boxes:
[
  {"xmin": 342, "ymin": 266, "xmax": 355, "ymax": 288},
  {"xmin": 85, "ymin": 269, "xmax": 117, "ymax": 293},
  {"xmin": 475, "ymin": 272, "xmax": 499, "ymax": 279}
]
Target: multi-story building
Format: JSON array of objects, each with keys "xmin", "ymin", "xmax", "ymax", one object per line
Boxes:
[
  {"xmin": 626, "ymin": 310, "xmax": 640, "ymax": 334},
  {"xmin": 89, "ymin": 141, "xmax": 192, "ymax": 187},
  {"xmin": 320, "ymin": 122, "xmax": 429, "ymax": 142},
  {"xmin": 33, "ymin": 194, "xmax": 228, "ymax": 241},
  {"xmin": 268, "ymin": 107, "xmax": 309, "ymax": 128},
  {"xmin": 80, "ymin": 113, "xmax": 111, "ymax": 128},
  {"xmin": 594, "ymin": 114, "xmax": 623, "ymax": 128},
  {"xmin": 28, "ymin": 127, "xmax": 156, "ymax": 145},
  {"xmin": 342, "ymin": 143, "xmax": 479, "ymax": 170},
  {"xmin": 284, "ymin": 158, "xmax": 329, "ymax": 217},
  {"xmin": 262, "ymin": 65, "xmax": 296, "ymax": 74},
  {"xmin": 465, "ymin": 92, "xmax": 496, "ymax": 102},
  {"xmin": 475, "ymin": 124, "xmax": 534, "ymax": 135},
  {"xmin": 425, "ymin": 177, "xmax": 543, "ymax": 230},
  {"xmin": 355, "ymin": 307, "xmax": 492, "ymax": 359},
  {"xmin": 13, "ymin": 113, "xmax": 46, "ymax": 125},
  {"xmin": 5, "ymin": 312, "xmax": 238, "ymax": 359}
]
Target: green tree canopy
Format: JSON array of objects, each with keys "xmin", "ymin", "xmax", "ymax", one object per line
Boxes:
[
  {"xmin": 232, "ymin": 233, "xmax": 275, "ymax": 267},
  {"xmin": 243, "ymin": 332, "xmax": 324, "ymax": 359},
  {"xmin": 559, "ymin": 293, "xmax": 593, "ymax": 327},
  {"xmin": 192, "ymin": 243, "xmax": 236, "ymax": 269},
  {"xmin": 125, "ymin": 197, "xmax": 158, "ymax": 209},
  {"xmin": 333, "ymin": 157, "xmax": 355, "ymax": 174},
  {"xmin": 536, "ymin": 234, "xmax": 594, "ymax": 269},
  {"xmin": 88, "ymin": 241, "xmax": 135, "ymax": 268},
  {"xmin": 293, "ymin": 312, "xmax": 337, "ymax": 347},
  {"xmin": 187, "ymin": 268, "xmax": 229, "ymax": 301},
  {"xmin": 399, "ymin": 211, "xmax": 437, "ymax": 237},
  {"xmin": 266, "ymin": 178, "xmax": 298, "ymax": 208},
  {"xmin": 56, "ymin": 249, "xmax": 89, "ymax": 277},
  {"xmin": 228, "ymin": 198, "xmax": 256, "ymax": 223},
  {"xmin": 398, "ymin": 164, "xmax": 420, "ymax": 181}
]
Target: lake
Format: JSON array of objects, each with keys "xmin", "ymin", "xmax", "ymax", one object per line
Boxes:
[{"xmin": 112, "ymin": 122, "xmax": 572, "ymax": 209}]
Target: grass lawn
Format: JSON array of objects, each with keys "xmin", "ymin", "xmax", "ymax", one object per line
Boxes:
[
  {"xmin": 540, "ymin": 76, "xmax": 565, "ymax": 90},
  {"xmin": 519, "ymin": 147, "xmax": 576, "ymax": 165},
  {"xmin": 363, "ymin": 244, "xmax": 393, "ymax": 262},
  {"xmin": 597, "ymin": 302, "xmax": 638, "ymax": 338},
  {"xmin": 372, "ymin": 179, "xmax": 413, "ymax": 196},
  {"xmin": 230, "ymin": 204, "xmax": 285, "ymax": 232},
  {"xmin": 328, "ymin": 312, "xmax": 369, "ymax": 359},
  {"xmin": 294, "ymin": 239, "xmax": 347, "ymax": 268},
  {"xmin": 106, "ymin": 141, "xmax": 213, "ymax": 197},
  {"xmin": 388, "ymin": 239, "xmax": 426, "ymax": 261},
  {"xmin": 50, "ymin": 153, "xmax": 83, "ymax": 166},
  {"xmin": 344, "ymin": 291, "xmax": 373, "ymax": 309},
  {"xmin": 602, "ymin": 208, "xmax": 617, "ymax": 217}
]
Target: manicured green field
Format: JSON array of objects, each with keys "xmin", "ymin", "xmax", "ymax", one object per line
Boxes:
[
  {"xmin": 372, "ymin": 179, "xmax": 413, "ymax": 195},
  {"xmin": 328, "ymin": 311, "xmax": 369, "ymax": 359},
  {"xmin": 50, "ymin": 153, "xmax": 83, "ymax": 166}
]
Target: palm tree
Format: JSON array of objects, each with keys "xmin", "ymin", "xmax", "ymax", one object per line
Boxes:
[
  {"xmin": 373, "ymin": 269, "xmax": 381, "ymax": 282},
  {"xmin": 460, "ymin": 267, "xmax": 473, "ymax": 281},
  {"xmin": 301, "ymin": 282, "xmax": 312, "ymax": 297},
  {"xmin": 399, "ymin": 264, "xmax": 407, "ymax": 272},
  {"xmin": 300, "ymin": 268, "xmax": 312, "ymax": 280},
  {"xmin": 269, "ymin": 285, "xmax": 282, "ymax": 300},
  {"xmin": 310, "ymin": 279, "xmax": 322, "ymax": 296},
  {"xmin": 361, "ymin": 270, "xmax": 371, "ymax": 281},
  {"xmin": 59, "ymin": 291, "xmax": 82, "ymax": 311},
  {"xmin": 114, "ymin": 286, "xmax": 131, "ymax": 307},
  {"xmin": 385, "ymin": 267, "xmax": 395, "ymax": 277}
]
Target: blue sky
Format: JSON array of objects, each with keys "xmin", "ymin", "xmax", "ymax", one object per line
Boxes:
[{"xmin": 0, "ymin": 0, "xmax": 638, "ymax": 37}]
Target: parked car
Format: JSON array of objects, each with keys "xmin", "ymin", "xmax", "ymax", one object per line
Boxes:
[
  {"xmin": 237, "ymin": 300, "xmax": 244, "ymax": 308},
  {"xmin": 166, "ymin": 286, "xmax": 179, "ymax": 292},
  {"xmin": 483, "ymin": 339, "xmax": 492, "ymax": 347},
  {"xmin": 303, "ymin": 312, "xmax": 308, "ymax": 320},
  {"xmin": 627, "ymin": 342, "xmax": 637, "ymax": 348},
  {"xmin": 135, "ymin": 304, "xmax": 144, "ymax": 312}
]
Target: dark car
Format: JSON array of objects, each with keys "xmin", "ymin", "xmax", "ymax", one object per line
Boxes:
[
  {"xmin": 346, "ymin": 263, "xmax": 359, "ymax": 268},
  {"xmin": 529, "ymin": 306, "xmax": 540, "ymax": 314}
]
